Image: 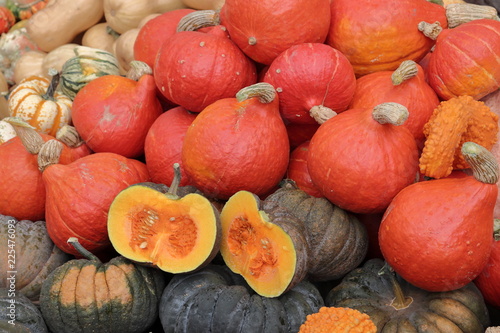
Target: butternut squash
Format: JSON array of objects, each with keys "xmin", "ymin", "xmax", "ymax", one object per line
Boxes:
[
  {"xmin": 181, "ymin": 0, "xmax": 225, "ymax": 10},
  {"xmin": 26, "ymin": 0, "xmax": 104, "ymax": 52},
  {"xmin": 104, "ymin": 0, "xmax": 188, "ymax": 34},
  {"xmin": 81, "ymin": 23, "xmax": 120, "ymax": 54},
  {"xmin": 13, "ymin": 50, "xmax": 48, "ymax": 84}
]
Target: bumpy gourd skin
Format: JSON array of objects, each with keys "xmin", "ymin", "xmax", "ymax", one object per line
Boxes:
[
  {"xmin": 419, "ymin": 95, "xmax": 498, "ymax": 179},
  {"xmin": 298, "ymin": 307, "xmax": 377, "ymax": 333},
  {"xmin": 159, "ymin": 264, "xmax": 324, "ymax": 333}
]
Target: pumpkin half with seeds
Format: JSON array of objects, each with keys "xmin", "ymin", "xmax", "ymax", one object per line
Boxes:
[
  {"xmin": 39, "ymin": 238, "xmax": 167, "ymax": 333},
  {"xmin": 107, "ymin": 164, "xmax": 222, "ymax": 274}
]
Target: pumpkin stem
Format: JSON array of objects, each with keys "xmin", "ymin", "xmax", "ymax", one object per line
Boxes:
[
  {"xmin": 126, "ymin": 60, "xmax": 152, "ymax": 81},
  {"xmin": 310, "ymin": 105, "xmax": 337, "ymax": 125},
  {"xmin": 494, "ymin": 219, "xmax": 500, "ymax": 241},
  {"xmin": 177, "ymin": 9, "xmax": 220, "ymax": 32},
  {"xmin": 105, "ymin": 25, "xmax": 120, "ymax": 39},
  {"xmin": 67, "ymin": 237, "xmax": 102, "ymax": 262},
  {"xmin": 372, "ymin": 103, "xmax": 409, "ymax": 126},
  {"xmin": 236, "ymin": 82, "xmax": 276, "ymax": 104},
  {"xmin": 461, "ymin": 142, "xmax": 499, "ymax": 184},
  {"xmin": 378, "ymin": 262, "xmax": 413, "ymax": 310},
  {"xmin": 418, "ymin": 21, "xmax": 443, "ymax": 40},
  {"xmin": 280, "ymin": 179, "xmax": 299, "ymax": 191},
  {"xmin": 427, "ymin": 0, "xmax": 444, "ymax": 6},
  {"xmin": 3, "ymin": 116, "xmax": 45, "ymax": 154},
  {"xmin": 38, "ymin": 139, "xmax": 63, "ymax": 172},
  {"xmin": 42, "ymin": 69, "xmax": 60, "ymax": 101},
  {"xmin": 56, "ymin": 125, "xmax": 85, "ymax": 148},
  {"xmin": 167, "ymin": 163, "xmax": 182, "ymax": 197},
  {"xmin": 391, "ymin": 60, "xmax": 418, "ymax": 86},
  {"xmin": 445, "ymin": 3, "xmax": 499, "ymax": 29}
]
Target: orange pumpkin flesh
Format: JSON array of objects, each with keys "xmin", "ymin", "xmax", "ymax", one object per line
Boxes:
[
  {"xmin": 220, "ymin": 190, "xmax": 309, "ymax": 298},
  {"xmin": 108, "ymin": 184, "xmax": 221, "ymax": 274}
]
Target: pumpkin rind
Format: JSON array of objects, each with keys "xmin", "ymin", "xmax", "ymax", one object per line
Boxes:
[
  {"xmin": 159, "ymin": 264, "xmax": 324, "ymax": 333},
  {"xmin": 262, "ymin": 182, "xmax": 369, "ymax": 281},
  {"xmin": 325, "ymin": 258, "xmax": 490, "ymax": 332},
  {"xmin": 40, "ymin": 253, "xmax": 167, "ymax": 333}
]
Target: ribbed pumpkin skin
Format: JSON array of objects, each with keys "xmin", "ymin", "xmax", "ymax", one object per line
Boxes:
[
  {"xmin": 134, "ymin": 8, "xmax": 196, "ymax": 69},
  {"xmin": 325, "ymin": 259, "xmax": 491, "ymax": 332},
  {"xmin": 40, "ymin": 256, "xmax": 166, "ymax": 333},
  {"xmin": 144, "ymin": 106, "xmax": 197, "ymax": 187},
  {"xmin": 307, "ymin": 107, "xmax": 420, "ymax": 214},
  {"xmin": 379, "ymin": 175, "xmax": 496, "ymax": 292},
  {"xmin": 0, "ymin": 288, "xmax": 48, "ymax": 333},
  {"xmin": 60, "ymin": 48, "xmax": 120, "ymax": 100},
  {"xmin": 0, "ymin": 216, "xmax": 71, "ymax": 301},
  {"xmin": 219, "ymin": 0, "xmax": 331, "ymax": 65},
  {"xmin": 0, "ymin": 133, "xmax": 91, "ymax": 221},
  {"xmin": 326, "ymin": 0, "xmax": 447, "ymax": 77},
  {"xmin": 427, "ymin": 19, "xmax": 500, "ymax": 100},
  {"xmin": 349, "ymin": 63, "xmax": 440, "ymax": 148},
  {"xmin": 42, "ymin": 153, "xmax": 150, "ymax": 256},
  {"xmin": 154, "ymin": 29, "xmax": 257, "ymax": 113},
  {"xmin": 181, "ymin": 92, "xmax": 289, "ymax": 200},
  {"xmin": 263, "ymin": 43, "xmax": 356, "ymax": 125},
  {"xmin": 159, "ymin": 264, "xmax": 324, "ymax": 333},
  {"xmin": 72, "ymin": 74, "xmax": 163, "ymax": 158},
  {"xmin": 262, "ymin": 183, "xmax": 368, "ymax": 281},
  {"xmin": 8, "ymin": 75, "xmax": 73, "ymax": 136}
]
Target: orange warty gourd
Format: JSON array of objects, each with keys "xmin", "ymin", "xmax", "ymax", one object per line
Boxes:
[
  {"xmin": 181, "ymin": 83, "xmax": 289, "ymax": 200},
  {"xmin": 298, "ymin": 307, "xmax": 377, "ymax": 333},
  {"xmin": 419, "ymin": 95, "xmax": 498, "ymax": 179},
  {"xmin": 307, "ymin": 103, "xmax": 419, "ymax": 214},
  {"xmin": 379, "ymin": 142, "xmax": 498, "ymax": 292}
]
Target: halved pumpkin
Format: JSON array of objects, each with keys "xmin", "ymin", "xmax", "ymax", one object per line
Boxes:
[
  {"xmin": 107, "ymin": 173, "xmax": 221, "ymax": 274},
  {"xmin": 220, "ymin": 190, "xmax": 309, "ymax": 298}
]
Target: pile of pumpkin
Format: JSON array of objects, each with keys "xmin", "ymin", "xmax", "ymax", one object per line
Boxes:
[{"xmin": 1, "ymin": 0, "xmax": 500, "ymax": 332}]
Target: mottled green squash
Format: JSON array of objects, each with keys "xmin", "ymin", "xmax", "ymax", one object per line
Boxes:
[{"xmin": 0, "ymin": 288, "xmax": 48, "ymax": 333}]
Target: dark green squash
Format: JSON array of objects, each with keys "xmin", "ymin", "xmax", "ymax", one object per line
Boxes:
[
  {"xmin": 39, "ymin": 238, "xmax": 167, "ymax": 333},
  {"xmin": 262, "ymin": 180, "xmax": 369, "ymax": 281},
  {"xmin": 0, "ymin": 215, "xmax": 71, "ymax": 303},
  {"xmin": 325, "ymin": 258, "xmax": 491, "ymax": 332},
  {"xmin": 0, "ymin": 288, "xmax": 48, "ymax": 333},
  {"xmin": 159, "ymin": 264, "xmax": 324, "ymax": 333}
]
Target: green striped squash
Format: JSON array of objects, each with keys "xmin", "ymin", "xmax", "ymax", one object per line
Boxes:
[{"xmin": 60, "ymin": 46, "xmax": 120, "ymax": 100}]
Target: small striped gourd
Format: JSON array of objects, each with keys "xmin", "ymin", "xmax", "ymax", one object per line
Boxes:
[
  {"xmin": 8, "ymin": 72, "xmax": 72, "ymax": 136},
  {"xmin": 60, "ymin": 46, "xmax": 120, "ymax": 100}
]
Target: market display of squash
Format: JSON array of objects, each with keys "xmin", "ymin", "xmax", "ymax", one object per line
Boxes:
[{"xmin": 2, "ymin": 0, "xmax": 500, "ymax": 330}]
